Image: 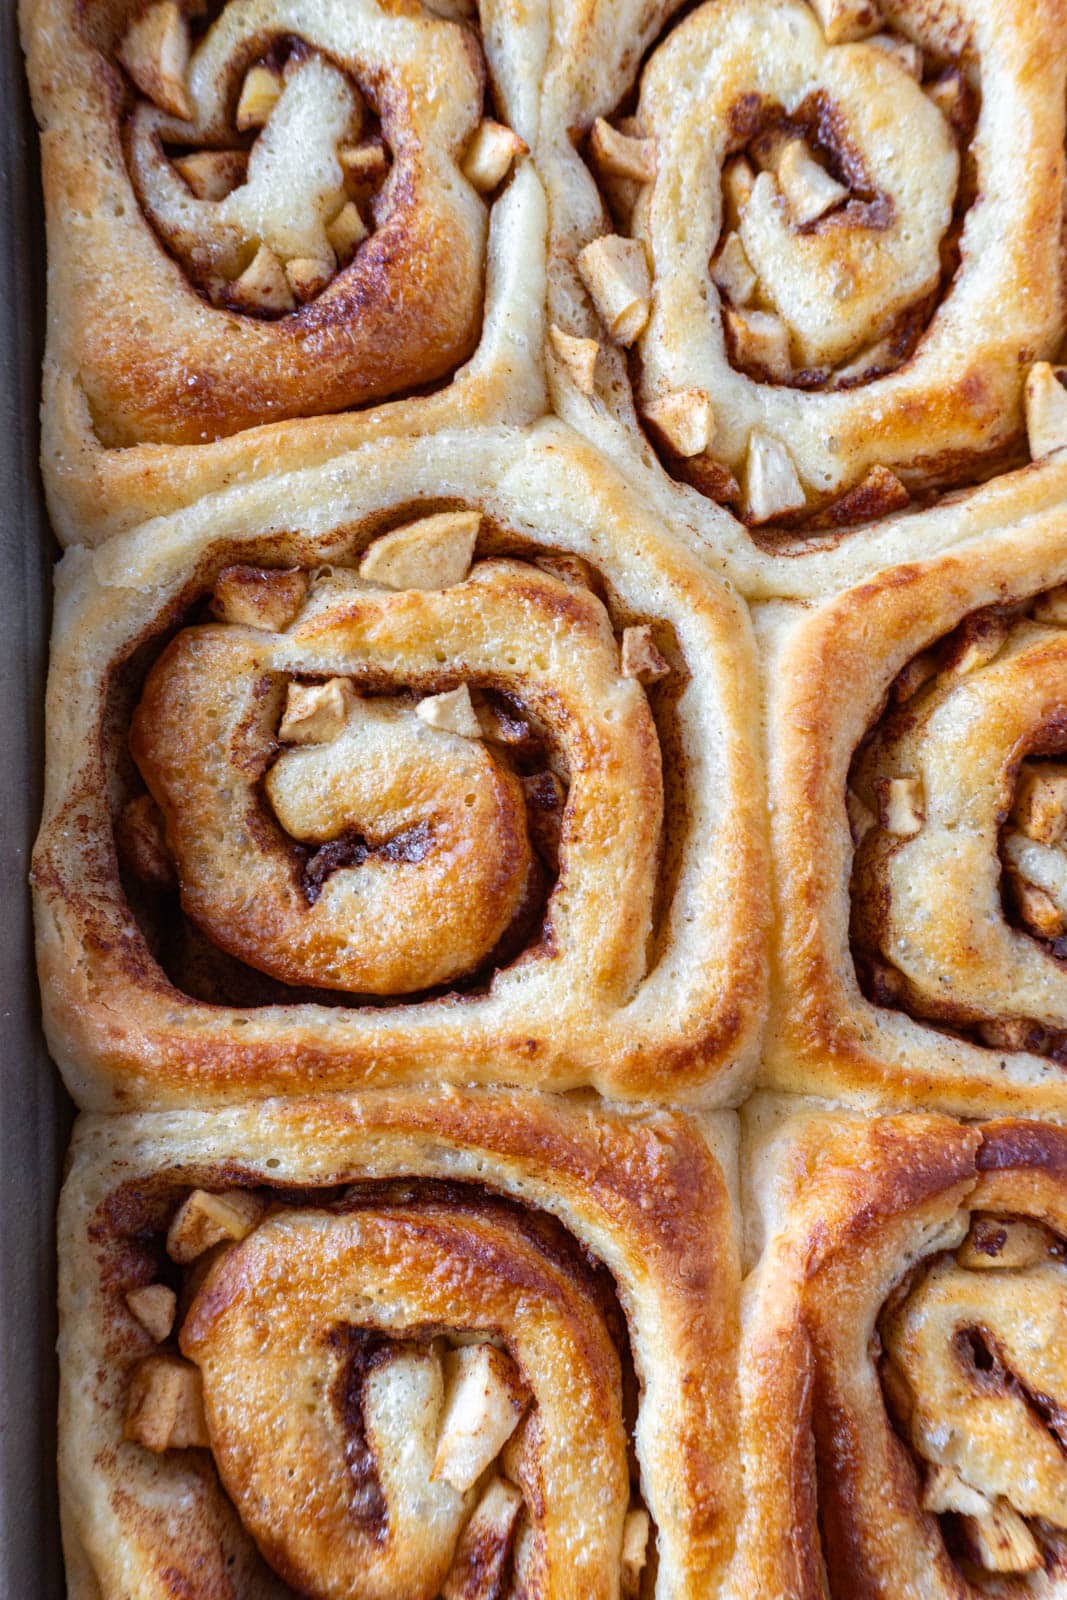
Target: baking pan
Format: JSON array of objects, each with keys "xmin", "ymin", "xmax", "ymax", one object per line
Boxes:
[{"xmin": 1, "ymin": 5, "xmax": 71, "ymax": 1592}]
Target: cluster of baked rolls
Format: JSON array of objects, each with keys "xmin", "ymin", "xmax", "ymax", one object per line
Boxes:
[{"xmin": 21, "ymin": 0, "xmax": 1067, "ymax": 1594}]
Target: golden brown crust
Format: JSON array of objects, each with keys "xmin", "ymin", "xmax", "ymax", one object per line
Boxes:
[
  {"xmin": 760, "ymin": 499, "xmax": 1067, "ymax": 1113},
  {"xmin": 21, "ymin": 0, "xmax": 549, "ymax": 544},
  {"xmin": 32, "ymin": 422, "xmax": 769, "ymax": 1109},
  {"xmin": 537, "ymin": 0, "xmax": 1067, "ymax": 599},
  {"xmin": 733, "ymin": 1097, "xmax": 1067, "ymax": 1600},
  {"xmin": 57, "ymin": 1088, "xmax": 740, "ymax": 1600}
]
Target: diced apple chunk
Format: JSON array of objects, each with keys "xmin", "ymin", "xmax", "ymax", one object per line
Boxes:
[
  {"xmin": 622, "ymin": 1507, "xmax": 651, "ymax": 1598},
  {"xmin": 432, "ymin": 1345, "xmax": 529, "ymax": 1493},
  {"xmin": 441, "ymin": 1476, "xmax": 523, "ymax": 1600},
  {"xmin": 722, "ymin": 156, "xmax": 756, "ymax": 222},
  {"xmin": 949, "ymin": 617, "xmax": 1009, "ymax": 677},
  {"xmin": 1012, "ymin": 763, "xmax": 1067, "ymax": 845},
  {"xmin": 235, "ymin": 64, "xmax": 283, "ymax": 132},
  {"xmin": 339, "ymin": 140, "xmax": 389, "ymax": 187},
  {"xmin": 725, "ymin": 308, "xmax": 792, "ymax": 382},
  {"xmin": 126, "ymin": 1283, "xmax": 177, "ymax": 1343},
  {"xmin": 1012, "ymin": 878, "xmax": 1065, "ymax": 940},
  {"xmin": 881, "ymin": 775, "xmax": 924, "ymax": 836},
  {"xmin": 1025, "ymin": 363, "xmax": 1067, "ymax": 460},
  {"xmin": 807, "ymin": 0, "xmax": 882, "ymax": 43},
  {"xmin": 415, "ymin": 686, "xmax": 483, "ymax": 740},
  {"xmin": 166, "ymin": 1188, "xmax": 266, "ymax": 1263},
  {"xmin": 963, "ymin": 1501, "xmax": 1042, "ymax": 1574},
  {"xmin": 548, "ymin": 325, "xmax": 599, "ymax": 395},
  {"xmin": 172, "ymin": 149, "xmax": 247, "ymax": 200},
  {"xmin": 212, "ymin": 566, "xmax": 309, "ymax": 631},
  {"xmin": 462, "ymin": 121, "xmax": 526, "ymax": 192},
  {"xmin": 124, "ymin": 1355, "xmax": 209, "ymax": 1451},
  {"xmin": 326, "ymin": 202, "xmax": 367, "ymax": 265},
  {"xmin": 712, "ymin": 232, "xmax": 757, "ymax": 307},
  {"xmin": 229, "ymin": 245, "xmax": 294, "ymax": 315},
  {"xmin": 118, "ymin": 1, "xmax": 192, "ymax": 120},
  {"xmin": 643, "ymin": 388, "xmax": 715, "ymax": 457},
  {"xmin": 359, "ymin": 511, "xmax": 479, "ymax": 591},
  {"xmin": 621, "ymin": 625, "xmax": 670, "ymax": 683},
  {"xmin": 277, "ymin": 679, "xmax": 356, "ymax": 746},
  {"xmin": 286, "ymin": 257, "xmax": 334, "ymax": 302},
  {"xmin": 865, "ymin": 32, "xmax": 922, "ymax": 78},
  {"xmin": 577, "ymin": 235, "xmax": 652, "ymax": 347},
  {"xmin": 776, "ymin": 140, "xmax": 848, "ymax": 225},
  {"xmin": 743, "ymin": 429, "xmax": 805, "ymax": 522},
  {"xmin": 589, "ymin": 118, "xmax": 655, "ymax": 182}
]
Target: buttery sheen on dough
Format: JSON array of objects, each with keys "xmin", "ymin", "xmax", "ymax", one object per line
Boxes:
[
  {"xmin": 20, "ymin": 0, "xmax": 549, "ymax": 544},
  {"xmin": 56, "ymin": 1088, "xmax": 740, "ymax": 1600}
]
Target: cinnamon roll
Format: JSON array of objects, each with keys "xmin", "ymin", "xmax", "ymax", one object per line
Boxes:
[
  {"xmin": 734, "ymin": 1097, "xmax": 1067, "ymax": 1599},
  {"xmin": 56, "ymin": 1087, "xmax": 740, "ymax": 1600},
  {"xmin": 761, "ymin": 501, "xmax": 1067, "ymax": 1113},
  {"xmin": 32, "ymin": 422, "xmax": 768, "ymax": 1108},
  {"xmin": 540, "ymin": 0, "xmax": 1067, "ymax": 598},
  {"xmin": 21, "ymin": 0, "xmax": 547, "ymax": 544}
]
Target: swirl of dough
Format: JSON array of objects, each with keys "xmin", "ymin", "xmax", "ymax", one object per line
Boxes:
[
  {"xmin": 850, "ymin": 597, "xmax": 1067, "ymax": 1060},
  {"xmin": 734, "ymin": 1104, "xmax": 1067, "ymax": 1599},
  {"xmin": 128, "ymin": 547, "xmax": 661, "ymax": 998},
  {"xmin": 882, "ymin": 1243, "xmax": 1067, "ymax": 1571},
  {"xmin": 570, "ymin": 0, "xmax": 1067, "ymax": 524},
  {"xmin": 128, "ymin": 23, "xmax": 386, "ymax": 313},
  {"xmin": 56, "ymin": 1090, "xmax": 736, "ymax": 1599},
  {"xmin": 178, "ymin": 1196, "xmax": 632, "ymax": 1600},
  {"xmin": 63, "ymin": 0, "xmax": 515, "ymax": 446}
]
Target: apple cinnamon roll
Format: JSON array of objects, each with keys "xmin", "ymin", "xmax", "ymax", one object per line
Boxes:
[
  {"xmin": 761, "ymin": 500, "xmax": 1067, "ymax": 1113},
  {"xmin": 735, "ymin": 1098, "xmax": 1067, "ymax": 1600},
  {"xmin": 56, "ymin": 1087, "xmax": 740, "ymax": 1600},
  {"xmin": 541, "ymin": 0, "xmax": 1067, "ymax": 597},
  {"xmin": 21, "ymin": 0, "xmax": 546, "ymax": 543},
  {"xmin": 32, "ymin": 423, "xmax": 768, "ymax": 1108}
]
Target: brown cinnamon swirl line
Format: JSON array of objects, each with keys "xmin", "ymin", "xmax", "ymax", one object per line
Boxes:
[
  {"xmin": 31, "ymin": 423, "xmax": 768, "ymax": 1109},
  {"xmin": 20, "ymin": 0, "xmax": 547, "ymax": 544},
  {"xmin": 732, "ymin": 1098, "xmax": 1067, "ymax": 1600},
  {"xmin": 56, "ymin": 1088, "xmax": 740, "ymax": 1600},
  {"xmin": 539, "ymin": 0, "xmax": 1067, "ymax": 599},
  {"xmin": 760, "ymin": 500, "xmax": 1067, "ymax": 1114}
]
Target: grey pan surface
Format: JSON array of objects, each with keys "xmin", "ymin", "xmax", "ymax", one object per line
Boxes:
[{"xmin": 1, "ymin": 3, "xmax": 73, "ymax": 1593}]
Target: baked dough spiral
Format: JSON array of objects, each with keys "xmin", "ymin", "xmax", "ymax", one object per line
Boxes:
[
  {"xmin": 540, "ymin": 0, "xmax": 1067, "ymax": 597},
  {"xmin": 56, "ymin": 1088, "xmax": 740, "ymax": 1600},
  {"xmin": 128, "ymin": 555, "xmax": 656, "ymax": 998},
  {"xmin": 31, "ymin": 424, "xmax": 768, "ymax": 1108},
  {"xmin": 736, "ymin": 1100, "xmax": 1067, "ymax": 1600},
  {"xmin": 21, "ymin": 0, "xmax": 547, "ymax": 543},
  {"xmin": 181, "ymin": 1197, "xmax": 630, "ymax": 1600},
  {"xmin": 761, "ymin": 505, "xmax": 1067, "ymax": 1113},
  {"xmin": 852, "ymin": 601, "xmax": 1067, "ymax": 1061}
]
